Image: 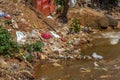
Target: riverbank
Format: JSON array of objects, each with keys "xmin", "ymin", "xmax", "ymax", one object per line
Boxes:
[{"xmin": 0, "ymin": 0, "xmax": 120, "ymax": 80}]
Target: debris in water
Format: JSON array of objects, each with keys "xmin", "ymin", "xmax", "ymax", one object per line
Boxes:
[
  {"xmin": 94, "ymin": 61, "xmax": 99, "ymax": 67},
  {"xmin": 101, "ymin": 68, "xmax": 108, "ymax": 71},
  {"xmin": 83, "ymin": 55, "xmax": 92, "ymax": 60},
  {"xmin": 110, "ymin": 38, "xmax": 119, "ymax": 45},
  {"xmin": 92, "ymin": 52, "xmax": 103, "ymax": 60},
  {"xmin": 53, "ymin": 63, "xmax": 62, "ymax": 67},
  {"xmin": 80, "ymin": 68, "xmax": 91, "ymax": 73},
  {"xmin": 100, "ymin": 75, "xmax": 111, "ymax": 78}
]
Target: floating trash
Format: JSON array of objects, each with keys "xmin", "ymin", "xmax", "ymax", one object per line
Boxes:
[
  {"xmin": 110, "ymin": 38, "xmax": 119, "ymax": 45},
  {"xmin": 92, "ymin": 52, "xmax": 103, "ymax": 60}
]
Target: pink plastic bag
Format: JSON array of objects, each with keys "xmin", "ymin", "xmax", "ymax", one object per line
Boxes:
[{"xmin": 41, "ymin": 33, "xmax": 51, "ymax": 39}]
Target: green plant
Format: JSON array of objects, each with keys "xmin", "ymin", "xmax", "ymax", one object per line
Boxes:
[
  {"xmin": 33, "ymin": 41, "xmax": 43, "ymax": 52},
  {"xmin": 25, "ymin": 53, "xmax": 34, "ymax": 62},
  {"xmin": 69, "ymin": 18, "xmax": 81, "ymax": 33},
  {"xmin": 0, "ymin": 26, "xmax": 19, "ymax": 55},
  {"xmin": 23, "ymin": 41, "xmax": 43, "ymax": 53},
  {"xmin": 4, "ymin": 20, "xmax": 12, "ymax": 25},
  {"xmin": 0, "ymin": 25, "xmax": 3, "ymax": 28},
  {"xmin": 54, "ymin": 0, "xmax": 65, "ymax": 7},
  {"xmin": 22, "ymin": 41, "xmax": 43, "ymax": 62},
  {"xmin": 54, "ymin": 0, "xmax": 65, "ymax": 13},
  {"xmin": 23, "ymin": 43, "xmax": 33, "ymax": 53}
]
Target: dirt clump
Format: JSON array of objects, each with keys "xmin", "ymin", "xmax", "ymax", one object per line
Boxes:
[{"xmin": 68, "ymin": 7, "xmax": 118, "ymax": 29}]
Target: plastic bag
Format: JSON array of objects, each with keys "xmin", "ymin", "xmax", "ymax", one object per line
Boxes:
[
  {"xmin": 110, "ymin": 38, "xmax": 119, "ymax": 45},
  {"xmin": 30, "ymin": 29, "xmax": 39, "ymax": 38},
  {"xmin": 92, "ymin": 52, "xmax": 103, "ymax": 60},
  {"xmin": 41, "ymin": 33, "xmax": 51, "ymax": 39},
  {"xmin": 69, "ymin": 0, "xmax": 77, "ymax": 7},
  {"xmin": 50, "ymin": 31, "xmax": 60, "ymax": 38},
  {"xmin": 16, "ymin": 31, "xmax": 26, "ymax": 44}
]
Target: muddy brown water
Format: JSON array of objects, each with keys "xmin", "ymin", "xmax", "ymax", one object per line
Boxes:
[{"xmin": 35, "ymin": 31, "xmax": 120, "ymax": 80}]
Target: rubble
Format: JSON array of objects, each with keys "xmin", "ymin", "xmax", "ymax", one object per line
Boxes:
[{"xmin": 0, "ymin": 58, "xmax": 8, "ymax": 69}]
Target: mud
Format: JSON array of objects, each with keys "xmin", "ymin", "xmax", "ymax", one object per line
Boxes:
[{"xmin": 35, "ymin": 31, "xmax": 120, "ymax": 80}]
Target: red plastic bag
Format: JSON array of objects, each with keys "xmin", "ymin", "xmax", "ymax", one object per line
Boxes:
[
  {"xmin": 34, "ymin": 0, "xmax": 56, "ymax": 16},
  {"xmin": 41, "ymin": 33, "xmax": 51, "ymax": 39}
]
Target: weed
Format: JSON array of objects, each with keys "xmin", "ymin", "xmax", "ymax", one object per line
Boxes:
[
  {"xmin": 23, "ymin": 41, "xmax": 43, "ymax": 53},
  {"xmin": 54, "ymin": 0, "xmax": 65, "ymax": 13},
  {"xmin": 0, "ymin": 26, "xmax": 19, "ymax": 55},
  {"xmin": 4, "ymin": 20, "xmax": 12, "ymax": 25},
  {"xmin": 69, "ymin": 18, "xmax": 81, "ymax": 33},
  {"xmin": 22, "ymin": 41, "xmax": 43, "ymax": 62}
]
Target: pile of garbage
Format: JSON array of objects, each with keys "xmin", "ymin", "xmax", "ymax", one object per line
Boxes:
[
  {"xmin": 0, "ymin": 0, "xmax": 93, "ymax": 61},
  {"xmin": 15, "ymin": 21, "xmax": 92, "ymax": 60},
  {"xmin": 39, "ymin": 26, "xmax": 92, "ymax": 60},
  {"xmin": 0, "ymin": 0, "xmax": 120, "ymax": 80}
]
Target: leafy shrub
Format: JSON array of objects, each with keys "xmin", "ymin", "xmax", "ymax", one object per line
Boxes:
[
  {"xmin": 23, "ymin": 41, "xmax": 44, "ymax": 53},
  {"xmin": 54, "ymin": 0, "xmax": 65, "ymax": 13},
  {"xmin": 22, "ymin": 41, "xmax": 44, "ymax": 62},
  {"xmin": 4, "ymin": 20, "xmax": 12, "ymax": 25},
  {"xmin": 69, "ymin": 18, "xmax": 81, "ymax": 33},
  {"xmin": 54, "ymin": 0, "xmax": 65, "ymax": 6},
  {"xmin": 0, "ymin": 26, "xmax": 19, "ymax": 55},
  {"xmin": 32, "ymin": 41, "xmax": 44, "ymax": 52}
]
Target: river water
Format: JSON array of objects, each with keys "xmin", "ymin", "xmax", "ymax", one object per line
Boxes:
[{"xmin": 35, "ymin": 31, "xmax": 120, "ymax": 80}]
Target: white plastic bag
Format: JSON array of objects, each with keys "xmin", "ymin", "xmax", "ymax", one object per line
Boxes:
[
  {"xmin": 110, "ymin": 38, "xmax": 119, "ymax": 45},
  {"xmin": 50, "ymin": 31, "xmax": 60, "ymax": 38},
  {"xmin": 69, "ymin": 0, "xmax": 77, "ymax": 7},
  {"xmin": 47, "ymin": 15, "xmax": 53, "ymax": 20},
  {"xmin": 16, "ymin": 31, "xmax": 26, "ymax": 44},
  {"xmin": 30, "ymin": 29, "xmax": 39, "ymax": 38},
  {"xmin": 92, "ymin": 52, "xmax": 103, "ymax": 60}
]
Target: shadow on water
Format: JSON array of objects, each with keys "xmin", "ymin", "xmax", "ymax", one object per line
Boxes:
[{"xmin": 35, "ymin": 31, "xmax": 120, "ymax": 80}]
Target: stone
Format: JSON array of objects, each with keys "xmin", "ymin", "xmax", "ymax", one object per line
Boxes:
[
  {"xmin": 0, "ymin": 58, "xmax": 9, "ymax": 69},
  {"xmin": 104, "ymin": 14, "xmax": 118, "ymax": 29}
]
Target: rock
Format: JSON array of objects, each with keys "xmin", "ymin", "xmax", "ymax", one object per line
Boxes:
[
  {"xmin": 11, "ymin": 19, "xmax": 19, "ymax": 29},
  {"xmin": 68, "ymin": 8, "xmax": 118, "ymax": 29},
  {"xmin": 104, "ymin": 14, "xmax": 118, "ymax": 29},
  {"xmin": 40, "ymin": 54, "xmax": 47, "ymax": 60},
  {"xmin": 9, "ymin": 63, "xmax": 19, "ymax": 71},
  {"xmin": 0, "ymin": 58, "xmax": 9, "ymax": 69},
  {"xmin": 97, "ymin": 16, "xmax": 109, "ymax": 29}
]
